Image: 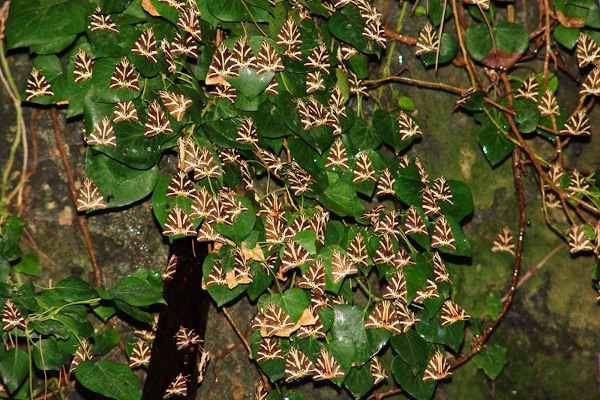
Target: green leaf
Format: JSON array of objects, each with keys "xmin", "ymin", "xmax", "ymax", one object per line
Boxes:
[
  {"xmin": 329, "ymin": 6, "xmax": 380, "ymax": 55},
  {"xmin": 459, "ymin": 90, "xmax": 485, "ymax": 111},
  {"xmin": 90, "ymin": 57, "xmax": 142, "ymax": 103},
  {"xmin": 391, "ymin": 330, "xmax": 430, "ymax": 374},
  {"xmin": 32, "ymin": 319, "xmax": 71, "ymax": 340},
  {"xmin": 5, "ymin": 0, "xmax": 95, "ymax": 50},
  {"xmin": 33, "ymin": 337, "xmax": 71, "ymax": 371},
  {"xmin": 246, "ymin": 260, "xmax": 273, "ymax": 301},
  {"xmin": 420, "ymin": 33, "xmax": 458, "ymax": 67},
  {"xmin": 416, "ymin": 311, "xmax": 465, "ymax": 351},
  {"xmin": 477, "ymin": 124, "xmax": 514, "ymax": 166},
  {"xmin": 75, "ymin": 360, "xmax": 142, "ymax": 400},
  {"xmin": 203, "ymin": 254, "xmax": 247, "ymax": 307},
  {"xmin": 472, "ymin": 345, "xmax": 508, "ymax": 380},
  {"xmin": 486, "ymin": 292, "xmax": 503, "ymax": 320},
  {"xmin": 330, "ymin": 305, "xmax": 389, "ymax": 366},
  {"xmin": 12, "ymin": 252, "xmax": 39, "ymax": 276},
  {"xmin": 351, "ymin": 118, "xmax": 381, "ymax": 150},
  {"xmin": 344, "ymin": 364, "xmax": 375, "ymax": 399},
  {"xmin": 54, "ymin": 277, "xmax": 98, "ymax": 302},
  {"xmin": 465, "ymin": 22, "xmax": 529, "ymax": 68},
  {"xmin": 514, "ymin": 108, "xmax": 540, "ymax": 134},
  {"xmin": 93, "ymin": 328, "xmax": 121, "ymax": 356},
  {"xmin": 85, "ymin": 150, "xmax": 160, "ymax": 209},
  {"xmin": 258, "ymin": 288, "xmax": 310, "ymax": 322},
  {"xmin": 0, "ymin": 347, "xmax": 29, "ymax": 393},
  {"xmin": 227, "ymin": 68, "xmax": 275, "ymax": 100},
  {"xmin": 428, "ymin": 0, "xmax": 452, "ymax": 25},
  {"xmin": 207, "ymin": 0, "xmax": 269, "ymax": 22},
  {"xmin": 102, "ymin": 277, "xmax": 165, "ymax": 307},
  {"xmin": 112, "ymin": 299, "xmax": 155, "ymax": 323},
  {"xmin": 553, "ymin": 25, "xmax": 581, "ymax": 48},
  {"xmin": 55, "ymin": 306, "xmax": 94, "ymax": 338},
  {"xmin": 252, "ymin": 331, "xmax": 288, "ymax": 381},
  {"xmin": 391, "ymin": 356, "xmax": 436, "ymax": 400},
  {"xmin": 320, "ymin": 172, "xmax": 365, "ymax": 217},
  {"xmin": 93, "ymin": 304, "xmax": 117, "ymax": 322},
  {"xmin": 441, "ymin": 180, "xmax": 473, "ymax": 222},
  {"xmin": 213, "ymin": 195, "xmax": 256, "ymax": 244}
]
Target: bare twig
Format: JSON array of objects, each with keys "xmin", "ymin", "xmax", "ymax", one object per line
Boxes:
[{"xmin": 50, "ymin": 108, "xmax": 103, "ymax": 287}]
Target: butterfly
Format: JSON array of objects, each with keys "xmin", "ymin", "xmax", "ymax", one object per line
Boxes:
[
  {"xmin": 285, "ymin": 347, "xmax": 315, "ymax": 382},
  {"xmin": 205, "ymin": 261, "xmax": 227, "ymax": 286},
  {"xmin": 431, "ymin": 216, "xmax": 456, "ymax": 251},
  {"xmin": 538, "ymin": 88, "xmax": 559, "ymax": 117},
  {"xmin": 431, "ymin": 176, "xmax": 453, "ymax": 204},
  {"xmin": 88, "ymin": 6, "xmax": 119, "ymax": 33},
  {"xmin": 422, "ymin": 350, "xmax": 452, "ymax": 381},
  {"xmin": 371, "ymin": 357, "xmax": 387, "ymax": 384},
  {"xmin": 560, "ymin": 109, "xmax": 591, "ymax": 136},
  {"xmin": 568, "ymin": 224, "xmax": 594, "ymax": 254},
  {"xmin": 515, "ymin": 74, "xmax": 539, "ymax": 102},
  {"xmin": 86, "ymin": 116, "xmax": 117, "ymax": 148},
  {"xmin": 76, "ymin": 178, "xmax": 107, "ymax": 211},
  {"xmin": 132, "ymin": 28, "xmax": 158, "ymax": 63},
  {"xmin": 25, "ymin": 68, "xmax": 54, "ymax": 102},
  {"xmin": 440, "ymin": 299, "xmax": 470, "ymax": 326},
  {"xmin": 415, "ymin": 22, "xmax": 438, "ymax": 55},
  {"xmin": 69, "ymin": 339, "xmax": 93, "ymax": 373},
  {"xmin": 491, "ymin": 226, "xmax": 515, "ymax": 256},
  {"xmin": 404, "ymin": 206, "xmax": 427, "ymax": 235},
  {"xmin": 348, "ymin": 232, "xmax": 368, "ymax": 267},
  {"xmin": 373, "ymin": 234, "xmax": 395, "ymax": 265},
  {"xmin": 297, "ymin": 259, "xmax": 325, "ymax": 296},
  {"xmin": 196, "ymin": 349, "xmax": 210, "ymax": 384},
  {"xmin": 331, "ymin": 249, "xmax": 358, "ymax": 284},
  {"xmin": 365, "ymin": 300, "xmax": 402, "ymax": 335},
  {"xmin": 256, "ymin": 338, "xmax": 284, "ymax": 362},
  {"xmin": 113, "ymin": 101, "xmax": 138, "ymax": 122},
  {"xmin": 276, "ymin": 18, "xmax": 302, "ymax": 60},
  {"xmin": 162, "ymin": 254, "xmax": 178, "ymax": 281},
  {"xmin": 159, "ymin": 90, "xmax": 192, "ymax": 121},
  {"xmin": 376, "ymin": 169, "xmax": 396, "ymax": 196},
  {"xmin": 2, "ymin": 299, "xmax": 26, "ymax": 331},
  {"xmin": 145, "ymin": 100, "xmax": 172, "ymax": 137},
  {"xmin": 281, "ymin": 240, "xmax": 314, "ymax": 273},
  {"xmin": 231, "ymin": 37, "xmax": 257, "ymax": 71},
  {"xmin": 296, "ymin": 310, "xmax": 326, "ymax": 339},
  {"xmin": 576, "ymin": 32, "xmax": 600, "ymax": 68},
  {"xmin": 162, "ymin": 205, "xmax": 196, "ymax": 237},
  {"xmin": 236, "ymin": 117, "xmax": 258, "ymax": 145},
  {"xmin": 382, "ymin": 269, "xmax": 407, "ymax": 303},
  {"xmin": 394, "ymin": 301, "xmax": 420, "ymax": 332},
  {"xmin": 177, "ymin": 8, "xmax": 202, "ymax": 42},
  {"xmin": 162, "ymin": 39, "xmax": 177, "ymax": 74},
  {"xmin": 256, "ymin": 41, "xmax": 284, "ymax": 75},
  {"xmin": 110, "ymin": 57, "xmax": 139, "ymax": 91},
  {"xmin": 207, "ymin": 43, "xmax": 238, "ymax": 83},
  {"xmin": 306, "ymin": 71, "xmax": 325, "ymax": 93},
  {"xmin": 432, "ymin": 252, "xmax": 451, "ymax": 283},
  {"xmin": 163, "ymin": 373, "xmax": 188, "ymax": 399},
  {"xmin": 166, "ymin": 171, "xmax": 195, "ymax": 199},
  {"xmin": 305, "ymin": 44, "xmax": 330, "ymax": 74},
  {"xmin": 353, "ymin": 151, "xmax": 376, "ymax": 183},
  {"xmin": 263, "ymin": 301, "xmax": 295, "ymax": 337},
  {"xmin": 328, "ymin": 85, "xmax": 346, "ymax": 117},
  {"xmin": 174, "ymin": 326, "xmax": 203, "ymax": 350},
  {"xmin": 73, "ymin": 48, "xmax": 94, "ymax": 83},
  {"xmin": 313, "ymin": 348, "xmax": 344, "ymax": 380},
  {"xmin": 128, "ymin": 339, "xmax": 151, "ymax": 368},
  {"xmin": 413, "ymin": 279, "xmax": 439, "ymax": 303},
  {"xmin": 171, "ymin": 33, "xmax": 198, "ymax": 59}
]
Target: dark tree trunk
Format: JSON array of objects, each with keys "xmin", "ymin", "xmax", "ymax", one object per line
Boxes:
[{"xmin": 142, "ymin": 238, "xmax": 209, "ymax": 399}]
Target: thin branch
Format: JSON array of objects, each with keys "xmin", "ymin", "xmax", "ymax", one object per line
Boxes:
[
  {"xmin": 451, "ymin": 146, "xmax": 526, "ymax": 370},
  {"xmin": 50, "ymin": 108, "xmax": 103, "ymax": 287}
]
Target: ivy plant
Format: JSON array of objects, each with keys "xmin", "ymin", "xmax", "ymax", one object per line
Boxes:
[{"xmin": 5, "ymin": 0, "xmax": 598, "ymax": 398}]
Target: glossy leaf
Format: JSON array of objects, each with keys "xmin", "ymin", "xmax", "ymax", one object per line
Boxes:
[
  {"xmin": 391, "ymin": 355, "xmax": 436, "ymax": 400},
  {"xmin": 75, "ymin": 360, "xmax": 142, "ymax": 400},
  {"xmin": 472, "ymin": 345, "xmax": 508, "ymax": 380}
]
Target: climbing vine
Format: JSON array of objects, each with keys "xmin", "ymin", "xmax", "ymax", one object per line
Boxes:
[{"xmin": 0, "ymin": 0, "xmax": 599, "ymax": 399}]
